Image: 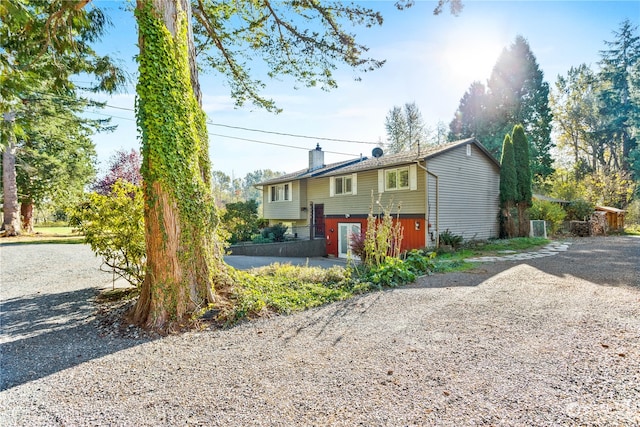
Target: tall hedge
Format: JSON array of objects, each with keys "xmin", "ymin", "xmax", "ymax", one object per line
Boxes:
[
  {"xmin": 499, "ymin": 134, "xmax": 517, "ymax": 206},
  {"xmin": 512, "ymin": 124, "xmax": 532, "ymax": 204}
]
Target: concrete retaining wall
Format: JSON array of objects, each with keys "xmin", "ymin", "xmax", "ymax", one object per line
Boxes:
[{"xmin": 229, "ymin": 239, "xmax": 327, "ymax": 257}]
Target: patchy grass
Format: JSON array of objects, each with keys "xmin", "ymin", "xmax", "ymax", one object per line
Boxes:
[{"xmin": 477, "ymin": 237, "xmax": 550, "ymax": 252}]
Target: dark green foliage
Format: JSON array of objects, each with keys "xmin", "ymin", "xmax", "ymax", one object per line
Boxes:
[
  {"xmin": 439, "ymin": 229, "xmax": 464, "ymax": 249},
  {"xmin": 260, "ymin": 223, "xmax": 288, "ymax": 242},
  {"xmin": 222, "ymin": 199, "xmax": 261, "ymax": 244},
  {"xmin": 598, "ymin": 19, "xmax": 640, "ymax": 175},
  {"xmin": 512, "ymin": 124, "xmax": 532, "ymax": 204},
  {"xmin": 499, "ymin": 133, "xmax": 517, "ymax": 206},
  {"xmin": 448, "ymin": 36, "xmax": 553, "ymax": 182},
  {"xmin": 565, "ymin": 199, "xmax": 595, "ymax": 221}
]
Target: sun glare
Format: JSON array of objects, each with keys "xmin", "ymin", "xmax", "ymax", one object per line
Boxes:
[{"xmin": 440, "ymin": 28, "xmax": 506, "ymax": 90}]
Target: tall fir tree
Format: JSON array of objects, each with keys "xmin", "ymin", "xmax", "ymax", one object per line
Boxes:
[
  {"xmin": 598, "ymin": 19, "xmax": 640, "ymax": 175},
  {"xmin": 449, "ymin": 36, "xmax": 553, "ymax": 183}
]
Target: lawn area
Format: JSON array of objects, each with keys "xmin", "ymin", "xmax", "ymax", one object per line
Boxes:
[{"xmin": 0, "ymin": 226, "xmax": 83, "ymax": 244}]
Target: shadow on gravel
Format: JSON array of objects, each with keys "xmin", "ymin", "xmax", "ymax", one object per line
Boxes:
[
  {"xmin": 0, "ymin": 288, "xmax": 150, "ymax": 391},
  {"xmin": 411, "ymin": 236, "xmax": 640, "ymax": 291}
]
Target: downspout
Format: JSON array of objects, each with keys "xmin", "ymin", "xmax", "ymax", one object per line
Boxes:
[{"xmin": 416, "ymin": 160, "xmax": 440, "ymax": 248}]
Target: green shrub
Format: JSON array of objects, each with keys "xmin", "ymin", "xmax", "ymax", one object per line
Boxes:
[
  {"xmin": 222, "ymin": 200, "xmax": 261, "ymax": 244},
  {"xmin": 402, "ymin": 249, "xmax": 436, "ymax": 275},
  {"xmin": 69, "ymin": 180, "xmax": 145, "ymax": 288},
  {"xmin": 528, "ymin": 199, "xmax": 566, "ymax": 234},
  {"xmin": 439, "ymin": 229, "xmax": 463, "ymax": 249},
  {"xmin": 260, "ymin": 223, "xmax": 288, "ymax": 242},
  {"xmin": 361, "ymin": 256, "xmax": 416, "ymax": 287},
  {"xmin": 565, "ymin": 198, "xmax": 594, "ymax": 221}
]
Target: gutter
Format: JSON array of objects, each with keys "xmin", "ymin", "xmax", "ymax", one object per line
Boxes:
[{"xmin": 415, "ymin": 160, "xmax": 439, "ymax": 248}]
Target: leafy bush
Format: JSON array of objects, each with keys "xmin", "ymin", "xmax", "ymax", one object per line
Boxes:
[
  {"xmin": 361, "ymin": 256, "xmax": 416, "ymax": 287},
  {"xmin": 439, "ymin": 229, "xmax": 463, "ymax": 249},
  {"xmin": 402, "ymin": 249, "xmax": 436, "ymax": 275},
  {"xmin": 565, "ymin": 198, "xmax": 594, "ymax": 221},
  {"xmin": 260, "ymin": 223, "xmax": 288, "ymax": 242},
  {"xmin": 69, "ymin": 180, "xmax": 145, "ymax": 288},
  {"xmin": 222, "ymin": 199, "xmax": 261, "ymax": 244},
  {"xmin": 349, "ymin": 230, "xmax": 367, "ymax": 261},
  {"xmin": 528, "ymin": 199, "xmax": 566, "ymax": 234}
]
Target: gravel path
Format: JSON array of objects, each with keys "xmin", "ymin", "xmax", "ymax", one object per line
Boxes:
[{"xmin": 1, "ymin": 236, "xmax": 639, "ymax": 426}]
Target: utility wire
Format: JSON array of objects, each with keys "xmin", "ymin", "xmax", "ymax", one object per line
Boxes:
[
  {"xmin": 207, "ymin": 122, "xmax": 377, "ymax": 145},
  {"xmin": 82, "ymin": 110, "xmax": 360, "ymax": 156},
  {"xmin": 29, "ymin": 90, "xmax": 378, "ymax": 148}
]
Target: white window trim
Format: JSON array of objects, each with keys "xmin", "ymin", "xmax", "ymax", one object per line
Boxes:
[
  {"xmin": 380, "ymin": 165, "xmax": 417, "ymax": 192},
  {"xmin": 268, "ymin": 182, "xmax": 292, "ymax": 202},
  {"xmin": 330, "ymin": 174, "xmax": 357, "ymax": 197}
]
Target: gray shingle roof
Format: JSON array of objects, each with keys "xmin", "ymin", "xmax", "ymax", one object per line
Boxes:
[{"xmin": 257, "ymin": 138, "xmax": 495, "ymax": 186}]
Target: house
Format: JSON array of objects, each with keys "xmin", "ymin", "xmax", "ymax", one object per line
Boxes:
[{"xmin": 258, "ymin": 138, "xmax": 501, "ymax": 258}]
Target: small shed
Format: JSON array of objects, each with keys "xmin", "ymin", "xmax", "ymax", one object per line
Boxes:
[{"xmin": 595, "ymin": 206, "xmax": 625, "ymax": 231}]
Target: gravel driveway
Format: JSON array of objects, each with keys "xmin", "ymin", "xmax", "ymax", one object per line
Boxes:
[{"xmin": 1, "ymin": 236, "xmax": 639, "ymax": 426}]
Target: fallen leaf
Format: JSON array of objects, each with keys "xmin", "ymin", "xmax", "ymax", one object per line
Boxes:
[
  {"xmin": 601, "ymin": 344, "xmax": 609, "ymax": 348},
  {"xmin": 443, "ymin": 391, "xmax": 450, "ymax": 396}
]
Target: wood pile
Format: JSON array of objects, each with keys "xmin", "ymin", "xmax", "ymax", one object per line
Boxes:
[
  {"xmin": 570, "ymin": 221, "xmax": 590, "ymax": 237},
  {"xmin": 570, "ymin": 212, "xmax": 608, "ymax": 236},
  {"xmin": 589, "ymin": 211, "xmax": 608, "ymax": 236}
]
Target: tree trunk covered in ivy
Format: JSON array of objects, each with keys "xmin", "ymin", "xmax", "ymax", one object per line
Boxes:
[
  {"xmin": 133, "ymin": 0, "xmax": 227, "ymax": 329},
  {"xmin": 2, "ymin": 114, "xmax": 21, "ymax": 236}
]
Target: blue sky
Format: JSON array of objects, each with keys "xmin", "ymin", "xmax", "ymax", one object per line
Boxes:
[{"xmin": 86, "ymin": 0, "xmax": 640, "ymax": 178}]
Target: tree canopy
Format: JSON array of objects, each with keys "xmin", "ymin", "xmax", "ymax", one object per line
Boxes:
[
  {"xmin": 384, "ymin": 102, "xmax": 429, "ymax": 153},
  {"xmin": 449, "ymin": 35, "xmax": 553, "ymax": 183}
]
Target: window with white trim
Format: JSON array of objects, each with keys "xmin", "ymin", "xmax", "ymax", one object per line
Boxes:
[
  {"xmin": 378, "ymin": 165, "xmax": 417, "ymax": 193},
  {"xmin": 269, "ymin": 182, "xmax": 291, "ymax": 202},
  {"xmin": 330, "ymin": 174, "xmax": 357, "ymax": 197},
  {"xmin": 336, "ymin": 176, "xmax": 352, "ymax": 195},
  {"xmin": 385, "ymin": 167, "xmax": 410, "ymax": 191}
]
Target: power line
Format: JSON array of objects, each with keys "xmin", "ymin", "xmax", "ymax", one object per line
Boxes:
[
  {"xmin": 82, "ymin": 110, "xmax": 360, "ymax": 156},
  {"xmin": 207, "ymin": 122, "xmax": 377, "ymax": 145},
  {"xmin": 208, "ymin": 133, "xmax": 356, "ymax": 156},
  {"xmin": 29, "ymin": 90, "xmax": 379, "ymax": 145}
]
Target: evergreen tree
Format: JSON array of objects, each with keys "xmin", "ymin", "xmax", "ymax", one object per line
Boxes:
[
  {"xmin": 598, "ymin": 19, "xmax": 640, "ymax": 175},
  {"xmin": 499, "ymin": 133, "xmax": 517, "ymax": 238},
  {"xmin": 15, "ymin": 91, "xmax": 103, "ymax": 232},
  {"xmin": 448, "ymin": 81, "xmax": 487, "ymax": 140},
  {"xmin": 1, "ymin": 0, "xmax": 124, "ymax": 235},
  {"xmin": 512, "ymin": 124, "xmax": 532, "ymax": 237},
  {"xmin": 449, "ymin": 36, "xmax": 553, "ymax": 183}
]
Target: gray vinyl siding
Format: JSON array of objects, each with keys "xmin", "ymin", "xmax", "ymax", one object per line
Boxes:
[
  {"xmin": 307, "ymin": 169, "xmax": 426, "ymax": 216},
  {"xmin": 425, "ymin": 144, "xmax": 500, "ymax": 245},
  {"xmin": 262, "ymin": 180, "xmax": 307, "ymax": 220}
]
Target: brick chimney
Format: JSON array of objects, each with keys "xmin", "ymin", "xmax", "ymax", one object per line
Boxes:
[{"xmin": 309, "ymin": 143, "xmax": 324, "ymax": 172}]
